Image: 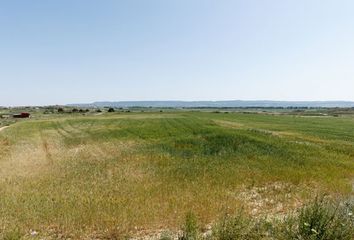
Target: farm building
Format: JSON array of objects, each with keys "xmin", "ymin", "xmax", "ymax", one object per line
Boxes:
[{"xmin": 13, "ymin": 112, "xmax": 30, "ymax": 118}]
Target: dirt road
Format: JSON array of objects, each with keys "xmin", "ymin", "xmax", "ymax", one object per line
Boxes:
[{"xmin": 0, "ymin": 126, "xmax": 9, "ymax": 132}]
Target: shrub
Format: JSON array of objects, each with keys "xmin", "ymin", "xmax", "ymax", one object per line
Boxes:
[{"xmin": 108, "ymin": 108, "xmax": 115, "ymax": 112}]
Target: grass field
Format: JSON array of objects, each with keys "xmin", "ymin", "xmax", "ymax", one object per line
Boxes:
[{"xmin": 0, "ymin": 111, "xmax": 353, "ymax": 239}]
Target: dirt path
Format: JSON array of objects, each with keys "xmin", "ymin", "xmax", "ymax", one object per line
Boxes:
[{"xmin": 0, "ymin": 126, "xmax": 9, "ymax": 132}]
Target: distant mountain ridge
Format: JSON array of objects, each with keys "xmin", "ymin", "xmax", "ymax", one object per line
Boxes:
[{"xmin": 68, "ymin": 100, "xmax": 354, "ymax": 108}]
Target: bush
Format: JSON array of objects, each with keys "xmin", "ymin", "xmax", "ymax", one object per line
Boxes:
[{"xmin": 108, "ymin": 108, "xmax": 115, "ymax": 112}]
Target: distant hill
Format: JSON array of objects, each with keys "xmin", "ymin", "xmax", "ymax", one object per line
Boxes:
[{"xmin": 68, "ymin": 100, "xmax": 354, "ymax": 108}]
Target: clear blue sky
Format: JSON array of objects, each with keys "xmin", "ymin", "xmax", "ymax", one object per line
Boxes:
[{"xmin": 1, "ymin": 0, "xmax": 354, "ymax": 106}]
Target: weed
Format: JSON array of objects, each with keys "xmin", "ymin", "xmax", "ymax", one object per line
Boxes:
[
  {"xmin": 160, "ymin": 231, "xmax": 174, "ymax": 240},
  {"xmin": 279, "ymin": 197, "xmax": 354, "ymax": 240},
  {"xmin": 212, "ymin": 211, "xmax": 271, "ymax": 240},
  {"xmin": 1, "ymin": 228, "xmax": 22, "ymax": 240},
  {"xmin": 179, "ymin": 212, "xmax": 199, "ymax": 240}
]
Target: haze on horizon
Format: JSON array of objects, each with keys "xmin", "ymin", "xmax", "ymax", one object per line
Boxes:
[{"xmin": 1, "ymin": 0, "xmax": 354, "ymax": 106}]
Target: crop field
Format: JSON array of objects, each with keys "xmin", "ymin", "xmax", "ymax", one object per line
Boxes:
[{"xmin": 0, "ymin": 111, "xmax": 353, "ymax": 239}]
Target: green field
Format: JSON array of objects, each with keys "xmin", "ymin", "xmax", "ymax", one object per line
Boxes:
[{"xmin": 0, "ymin": 111, "xmax": 353, "ymax": 239}]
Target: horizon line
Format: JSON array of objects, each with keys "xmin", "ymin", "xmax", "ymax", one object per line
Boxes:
[{"xmin": 2, "ymin": 99, "xmax": 354, "ymax": 108}]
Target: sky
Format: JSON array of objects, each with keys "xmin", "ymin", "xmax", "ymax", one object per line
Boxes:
[{"xmin": 1, "ymin": 0, "xmax": 354, "ymax": 106}]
